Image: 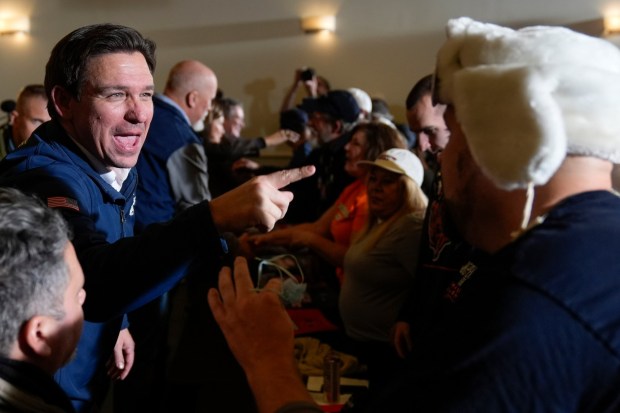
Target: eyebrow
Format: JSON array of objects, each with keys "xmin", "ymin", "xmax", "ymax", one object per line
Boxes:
[{"xmin": 96, "ymin": 84, "xmax": 155, "ymax": 93}]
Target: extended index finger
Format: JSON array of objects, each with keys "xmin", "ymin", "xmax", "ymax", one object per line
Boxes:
[{"xmin": 264, "ymin": 165, "xmax": 316, "ymax": 190}]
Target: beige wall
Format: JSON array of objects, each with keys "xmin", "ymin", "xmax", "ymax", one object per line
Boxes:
[{"xmin": 0, "ymin": 0, "xmax": 610, "ymax": 140}]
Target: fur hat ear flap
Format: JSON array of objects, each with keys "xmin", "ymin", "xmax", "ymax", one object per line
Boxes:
[{"xmin": 451, "ymin": 66, "xmax": 566, "ymax": 190}]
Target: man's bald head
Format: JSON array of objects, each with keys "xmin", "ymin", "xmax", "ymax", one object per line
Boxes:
[{"xmin": 164, "ymin": 60, "xmax": 218, "ymax": 126}]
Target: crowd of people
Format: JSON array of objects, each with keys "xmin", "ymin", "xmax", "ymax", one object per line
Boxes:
[{"xmin": 1, "ymin": 15, "xmax": 620, "ymax": 413}]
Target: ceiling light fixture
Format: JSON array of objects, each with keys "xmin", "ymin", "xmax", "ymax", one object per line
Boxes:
[
  {"xmin": 300, "ymin": 16, "xmax": 336, "ymax": 34},
  {"xmin": 0, "ymin": 16, "xmax": 29, "ymax": 36},
  {"xmin": 604, "ymin": 13, "xmax": 620, "ymax": 35}
]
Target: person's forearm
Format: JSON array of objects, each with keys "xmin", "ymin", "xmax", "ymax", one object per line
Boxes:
[
  {"xmin": 245, "ymin": 359, "xmax": 317, "ymax": 413},
  {"xmin": 79, "ymin": 201, "xmax": 223, "ymax": 320},
  {"xmin": 281, "ymin": 82, "xmax": 301, "ymax": 112},
  {"xmin": 296, "ymin": 222, "xmax": 319, "ymax": 233},
  {"xmin": 305, "ymin": 233, "xmax": 348, "ymax": 268}
]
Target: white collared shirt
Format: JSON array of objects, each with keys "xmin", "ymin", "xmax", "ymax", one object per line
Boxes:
[{"xmin": 68, "ymin": 136, "xmax": 131, "ymax": 192}]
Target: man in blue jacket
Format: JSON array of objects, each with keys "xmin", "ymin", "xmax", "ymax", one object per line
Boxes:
[
  {"xmin": 0, "ymin": 23, "xmax": 313, "ymax": 412},
  {"xmin": 135, "ymin": 59, "xmax": 217, "ymax": 231}
]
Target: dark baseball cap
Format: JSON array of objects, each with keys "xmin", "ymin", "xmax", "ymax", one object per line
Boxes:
[
  {"xmin": 299, "ymin": 90, "xmax": 360, "ymax": 123},
  {"xmin": 280, "ymin": 108, "xmax": 309, "ymax": 135}
]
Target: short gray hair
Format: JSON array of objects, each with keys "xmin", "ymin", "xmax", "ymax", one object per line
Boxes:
[{"xmin": 0, "ymin": 188, "xmax": 71, "ymax": 356}]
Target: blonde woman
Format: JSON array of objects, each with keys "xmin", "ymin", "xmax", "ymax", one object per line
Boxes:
[
  {"xmin": 339, "ymin": 148, "xmax": 427, "ymax": 395},
  {"xmin": 249, "ymin": 123, "xmax": 407, "ymax": 283}
]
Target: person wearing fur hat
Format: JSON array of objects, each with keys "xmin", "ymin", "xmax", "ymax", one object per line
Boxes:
[{"xmin": 205, "ymin": 17, "xmax": 620, "ymax": 413}]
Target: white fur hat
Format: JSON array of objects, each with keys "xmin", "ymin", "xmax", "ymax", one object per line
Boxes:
[
  {"xmin": 435, "ymin": 17, "xmax": 620, "ymax": 190},
  {"xmin": 347, "ymin": 87, "xmax": 372, "ymax": 114}
]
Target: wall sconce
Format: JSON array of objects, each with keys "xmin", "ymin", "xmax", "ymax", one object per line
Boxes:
[
  {"xmin": 604, "ymin": 14, "xmax": 620, "ymax": 35},
  {"xmin": 300, "ymin": 16, "xmax": 336, "ymax": 34},
  {"xmin": 0, "ymin": 16, "xmax": 30, "ymax": 36}
]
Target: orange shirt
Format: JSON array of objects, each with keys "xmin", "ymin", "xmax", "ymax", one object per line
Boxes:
[{"xmin": 329, "ymin": 179, "xmax": 368, "ymax": 283}]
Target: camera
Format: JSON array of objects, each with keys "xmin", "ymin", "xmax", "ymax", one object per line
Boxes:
[{"xmin": 300, "ymin": 68, "xmax": 315, "ymax": 81}]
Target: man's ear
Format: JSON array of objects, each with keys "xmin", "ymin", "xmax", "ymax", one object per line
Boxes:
[
  {"xmin": 50, "ymin": 86, "xmax": 74, "ymax": 120},
  {"xmin": 186, "ymin": 90, "xmax": 198, "ymax": 109},
  {"xmin": 8, "ymin": 110, "xmax": 18, "ymax": 126},
  {"xmin": 19, "ymin": 316, "xmax": 55, "ymax": 358},
  {"xmin": 333, "ymin": 119, "xmax": 344, "ymax": 135}
]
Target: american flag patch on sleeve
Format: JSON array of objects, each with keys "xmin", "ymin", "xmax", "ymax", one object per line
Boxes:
[{"xmin": 47, "ymin": 196, "xmax": 80, "ymax": 211}]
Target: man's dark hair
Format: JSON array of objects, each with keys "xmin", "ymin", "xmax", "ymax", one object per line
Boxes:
[
  {"xmin": 17, "ymin": 84, "xmax": 46, "ymax": 104},
  {"xmin": 405, "ymin": 74, "xmax": 433, "ymax": 110},
  {"xmin": 44, "ymin": 23, "xmax": 157, "ymax": 119}
]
